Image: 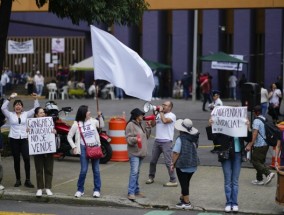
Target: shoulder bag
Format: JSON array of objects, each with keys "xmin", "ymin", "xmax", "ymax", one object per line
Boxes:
[{"xmin": 78, "ymin": 122, "xmax": 103, "ymax": 159}]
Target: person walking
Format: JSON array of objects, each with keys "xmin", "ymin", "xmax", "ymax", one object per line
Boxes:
[
  {"xmin": 245, "ymin": 105, "xmax": 275, "ymax": 186},
  {"xmin": 34, "ymin": 71, "xmax": 44, "ymax": 96},
  {"xmin": 200, "ymin": 75, "xmax": 212, "ymax": 112},
  {"xmin": 1, "ymin": 92, "xmax": 39, "ymax": 188},
  {"xmin": 146, "ymin": 100, "xmax": 178, "ymax": 187},
  {"xmin": 67, "ymin": 105, "xmax": 104, "ymax": 198},
  {"xmin": 181, "ymin": 72, "xmax": 190, "ymax": 100},
  {"xmin": 171, "ymin": 118, "xmax": 200, "ymax": 209},
  {"xmin": 125, "ymin": 108, "xmax": 151, "ymax": 201},
  {"xmin": 210, "ymin": 117, "xmax": 251, "ymax": 213},
  {"xmin": 31, "ymin": 107, "xmax": 56, "ymax": 197},
  {"xmin": 228, "ymin": 72, "xmax": 238, "ymax": 100}
]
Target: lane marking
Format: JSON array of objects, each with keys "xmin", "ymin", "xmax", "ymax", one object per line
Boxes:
[
  {"xmin": 144, "ymin": 211, "xmax": 174, "ymax": 215},
  {"xmin": 0, "ymin": 212, "xmax": 55, "ymax": 215}
]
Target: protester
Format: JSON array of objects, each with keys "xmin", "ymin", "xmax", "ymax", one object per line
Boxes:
[
  {"xmin": 172, "ymin": 80, "xmax": 183, "ymax": 99},
  {"xmin": 260, "ymin": 82, "xmax": 269, "ymax": 117},
  {"xmin": 67, "ymin": 105, "xmax": 104, "ymax": 198},
  {"xmin": 210, "ymin": 117, "xmax": 251, "ymax": 213},
  {"xmin": 275, "ymin": 139, "xmax": 283, "ymax": 168},
  {"xmin": 181, "ymin": 72, "xmax": 191, "ymax": 100},
  {"xmin": 200, "ymin": 75, "xmax": 212, "ymax": 112},
  {"xmin": 268, "ymin": 83, "xmax": 282, "ymax": 124},
  {"xmin": 208, "ymin": 90, "xmax": 223, "ymax": 153},
  {"xmin": 34, "ymin": 71, "xmax": 45, "ymax": 96},
  {"xmin": 146, "ymin": 100, "xmax": 178, "ymax": 187},
  {"xmin": 26, "ymin": 73, "xmax": 34, "ymax": 95},
  {"xmin": 1, "ymin": 92, "xmax": 39, "ymax": 188},
  {"xmin": 245, "ymin": 105, "xmax": 275, "ymax": 185},
  {"xmin": 152, "ymin": 70, "xmax": 160, "ymax": 100},
  {"xmin": 1, "ymin": 70, "xmax": 10, "ymax": 97},
  {"xmin": 31, "ymin": 107, "xmax": 56, "ymax": 197},
  {"xmin": 0, "ymin": 134, "xmax": 4, "ymax": 190},
  {"xmin": 228, "ymin": 72, "xmax": 238, "ymax": 100},
  {"xmin": 115, "ymin": 87, "xmax": 124, "ymax": 100},
  {"xmin": 125, "ymin": 108, "xmax": 151, "ymax": 200},
  {"xmin": 88, "ymin": 81, "xmax": 98, "ymax": 99},
  {"xmin": 171, "ymin": 118, "xmax": 199, "ymax": 209}
]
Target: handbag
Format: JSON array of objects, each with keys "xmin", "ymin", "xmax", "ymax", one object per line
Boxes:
[
  {"xmin": 206, "ymin": 126, "xmax": 214, "ymax": 141},
  {"xmin": 78, "ymin": 122, "xmax": 103, "ymax": 159},
  {"xmin": 218, "ymin": 149, "xmax": 230, "ymax": 162}
]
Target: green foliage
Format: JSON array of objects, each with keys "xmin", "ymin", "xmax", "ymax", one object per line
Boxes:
[{"xmin": 36, "ymin": 0, "xmax": 149, "ymax": 25}]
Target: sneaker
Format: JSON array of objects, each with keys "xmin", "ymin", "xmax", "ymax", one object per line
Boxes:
[
  {"xmin": 265, "ymin": 172, "xmax": 275, "ymax": 185},
  {"xmin": 14, "ymin": 180, "xmax": 21, "ymax": 187},
  {"xmin": 163, "ymin": 181, "xmax": 178, "ymax": 187},
  {"xmin": 24, "ymin": 180, "xmax": 35, "ymax": 188},
  {"xmin": 36, "ymin": 189, "xmax": 42, "ymax": 197},
  {"xmin": 93, "ymin": 191, "xmax": 100, "ymax": 198},
  {"xmin": 127, "ymin": 194, "xmax": 136, "ymax": 200},
  {"xmin": 0, "ymin": 184, "xmax": 4, "ymax": 191},
  {"xmin": 146, "ymin": 178, "xmax": 154, "ymax": 184},
  {"xmin": 232, "ymin": 205, "xmax": 239, "ymax": 212},
  {"xmin": 74, "ymin": 191, "xmax": 84, "ymax": 198},
  {"xmin": 135, "ymin": 193, "xmax": 145, "ymax": 198},
  {"xmin": 45, "ymin": 189, "xmax": 53, "ymax": 196},
  {"xmin": 176, "ymin": 201, "xmax": 192, "ymax": 209},
  {"xmin": 251, "ymin": 179, "xmax": 264, "ymax": 185},
  {"xmin": 225, "ymin": 205, "xmax": 231, "ymax": 212}
]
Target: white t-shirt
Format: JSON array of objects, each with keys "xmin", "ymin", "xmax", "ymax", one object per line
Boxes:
[
  {"xmin": 261, "ymin": 88, "xmax": 269, "ymax": 103},
  {"xmin": 155, "ymin": 112, "xmax": 176, "ymax": 141},
  {"xmin": 269, "ymin": 89, "xmax": 282, "ymax": 106},
  {"xmin": 228, "ymin": 75, "xmax": 238, "ymax": 88},
  {"xmin": 79, "ymin": 120, "xmax": 99, "ymax": 146}
]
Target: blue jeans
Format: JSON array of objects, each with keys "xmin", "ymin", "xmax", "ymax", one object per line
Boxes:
[
  {"xmin": 77, "ymin": 144, "xmax": 101, "ymax": 193},
  {"xmin": 230, "ymin": 87, "xmax": 236, "ymax": 100},
  {"xmin": 221, "ymin": 152, "xmax": 241, "ymax": 207},
  {"xmin": 36, "ymin": 84, "xmax": 43, "ymax": 96},
  {"xmin": 128, "ymin": 156, "xmax": 143, "ymax": 195},
  {"xmin": 261, "ymin": 102, "xmax": 268, "ymax": 117}
]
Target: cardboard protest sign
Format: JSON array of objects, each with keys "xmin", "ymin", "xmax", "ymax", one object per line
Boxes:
[
  {"xmin": 211, "ymin": 106, "xmax": 248, "ymax": 137},
  {"xmin": 27, "ymin": 117, "xmax": 56, "ymax": 155}
]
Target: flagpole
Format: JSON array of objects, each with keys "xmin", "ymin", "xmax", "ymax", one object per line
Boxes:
[
  {"xmin": 192, "ymin": 10, "xmax": 198, "ymax": 102},
  {"xmin": 95, "ymin": 81, "xmax": 100, "ymax": 128}
]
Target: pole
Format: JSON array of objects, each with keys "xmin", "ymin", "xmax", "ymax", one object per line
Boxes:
[{"xmin": 192, "ymin": 10, "xmax": 198, "ymax": 102}]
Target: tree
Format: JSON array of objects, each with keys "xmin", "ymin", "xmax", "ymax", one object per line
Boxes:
[{"xmin": 0, "ymin": 0, "xmax": 148, "ymax": 71}]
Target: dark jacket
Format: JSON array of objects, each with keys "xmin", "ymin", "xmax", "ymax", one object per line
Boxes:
[
  {"xmin": 213, "ymin": 131, "xmax": 252, "ymax": 161},
  {"xmin": 175, "ymin": 132, "xmax": 200, "ymax": 169}
]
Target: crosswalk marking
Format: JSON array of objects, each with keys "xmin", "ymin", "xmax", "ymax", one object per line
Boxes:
[
  {"xmin": 0, "ymin": 212, "xmax": 55, "ymax": 215},
  {"xmin": 144, "ymin": 211, "xmax": 174, "ymax": 215}
]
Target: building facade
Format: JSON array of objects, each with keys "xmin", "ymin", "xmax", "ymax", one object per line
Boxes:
[{"xmin": 6, "ymin": 8, "xmax": 284, "ymax": 98}]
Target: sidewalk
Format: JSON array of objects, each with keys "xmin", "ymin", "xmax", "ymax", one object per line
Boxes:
[{"xmin": 0, "ymin": 156, "xmax": 283, "ymax": 214}]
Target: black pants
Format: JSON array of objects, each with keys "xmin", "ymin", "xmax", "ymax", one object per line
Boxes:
[
  {"xmin": 9, "ymin": 138, "xmax": 31, "ymax": 181},
  {"xmin": 202, "ymin": 93, "xmax": 212, "ymax": 110},
  {"xmin": 176, "ymin": 168, "xmax": 194, "ymax": 196}
]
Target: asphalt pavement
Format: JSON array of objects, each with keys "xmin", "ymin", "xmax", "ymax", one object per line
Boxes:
[{"xmin": 0, "ymin": 96, "xmax": 283, "ymax": 214}]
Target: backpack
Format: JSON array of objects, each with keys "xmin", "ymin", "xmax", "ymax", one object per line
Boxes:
[{"xmin": 257, "ymin": 117, "xmax": 281, "ymax": 147}]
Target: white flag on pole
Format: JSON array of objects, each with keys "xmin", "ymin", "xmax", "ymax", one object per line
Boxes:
[{"xmin": 90, "ymin": 25, "xmax": 154, "ymax": 101}]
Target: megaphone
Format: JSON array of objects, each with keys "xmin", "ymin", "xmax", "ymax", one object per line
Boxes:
[
  {"xmin": 143, "ymin": 114, "xmax": 156, "ymax": 121},
  {"xmin": 143, "ymin": 102, "xmax": 161, "ymax": 113}
]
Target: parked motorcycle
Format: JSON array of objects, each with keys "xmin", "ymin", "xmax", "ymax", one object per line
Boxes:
[{"xmin": 45, "ymin": 101, "xmax": 112, "ymax": 164}]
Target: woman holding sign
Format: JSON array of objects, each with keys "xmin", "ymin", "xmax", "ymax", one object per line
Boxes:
[
  {"xmin": 67, "ymin": 105, "xmax": 104, "ymax": 198},
  {"xmin": 209, "ymin": 117, "xmax": 251, "ymax": 213},
  {"xmin": 1, "ymin": 92, "xmax": 39, "ymax": 188},
  {"xmin": 32, "ymin": 107, "xmax": 56, "ymax": 197}
]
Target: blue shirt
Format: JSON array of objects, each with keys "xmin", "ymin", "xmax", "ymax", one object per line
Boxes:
[
  {"xmin": 234, "ymin": 137, "xmax": 241, "ymax": 152},
  {"xmin": 173, "ymin": 137, "xmax": 197, "ymax": 173},
  {"xmin": 252, "ymin": 116, "xmax": 267, "ymax": 147}
]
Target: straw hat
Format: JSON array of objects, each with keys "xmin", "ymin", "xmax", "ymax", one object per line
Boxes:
[{"xmin": 174, "ymin": 118, "xmax": 198, "ymax": 135}]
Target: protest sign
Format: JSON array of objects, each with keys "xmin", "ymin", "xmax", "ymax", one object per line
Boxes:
[
  {"xmin": 27, "ymin": 117, "xmax": 56, "ymax": 155},
  {"xmin": 211, "ymin": 106, "xmax": 248, "ymax": 137}
]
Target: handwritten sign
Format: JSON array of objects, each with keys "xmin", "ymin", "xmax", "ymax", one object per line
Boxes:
[
  {"xmin": 27, "ymin": 117, "xmax": 56, "ymax": 155},
  {"xmin": 211, "ymin": 106, "xmax": 248, "ymax": 137}
]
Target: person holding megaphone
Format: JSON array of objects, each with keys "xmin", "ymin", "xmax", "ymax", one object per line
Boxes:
[{"xmin": 144, "ymin": 100, "xmax": 178, "ymax": 187}]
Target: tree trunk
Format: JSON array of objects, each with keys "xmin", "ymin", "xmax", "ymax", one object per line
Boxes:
[{"xmin": 0, "ymin": 0, "xmax": 13, "ymax": 72}]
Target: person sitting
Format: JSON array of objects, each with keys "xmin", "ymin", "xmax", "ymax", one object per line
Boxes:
[{"xmin": 88, "ymin": 81, "xmax": 98, "ymax": 99}]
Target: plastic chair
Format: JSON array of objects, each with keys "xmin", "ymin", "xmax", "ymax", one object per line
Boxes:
[
  {"xmin": 48, "ymin": 87, "xmax": 57, "ymax": 100},
  {"xmin": 60, "ymin": 86, "xmax": 69, "ymax": 100}
]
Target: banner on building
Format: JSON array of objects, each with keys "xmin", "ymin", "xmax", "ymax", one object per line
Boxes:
[
  {"xmin": 8, "ymin": 40, "xmax": 34, "ymax": 54},
  {"xmin": 211, "ymin": 54, "xmax": 244, "ymax": 71},
  {"xmin": 52, "ymin": 38, "xmax": 65, "ymax": 53},
  {"xmin": 211, "ymin": 106, "xmax": 248, "ymax": 137},
  {"xmin": 27, "ymin": 117, "xmax": 56, "ymax": 155}
]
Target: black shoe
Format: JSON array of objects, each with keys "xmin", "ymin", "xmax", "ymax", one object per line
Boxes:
[
  {"xmin": 210, "ymin": 149, "xmax": 219, "ymax": 153},
  {"xmin": 14, "ymin": 180, "xmax": 21, "ymax": 187},
  {"xmin": 203, "ymin": 109, "xmax": 208, "ymax": 112},
  {"xmin": 24, "ymin": 180, "xmax": 35, "ymax": 188}
]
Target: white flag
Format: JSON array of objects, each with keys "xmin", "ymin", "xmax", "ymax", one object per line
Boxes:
[{"xmin": 90, "ymin": 25, "xmax": 154, "ymax": 101}]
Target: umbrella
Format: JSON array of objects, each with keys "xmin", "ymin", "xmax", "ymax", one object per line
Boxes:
[
  {"xmin": 199, "ymin": 52, "xmax": 247, "ymax": 64},
  {"xmin": 144, "ymin": 60, "xmax": 171, "ymax": 70}
]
